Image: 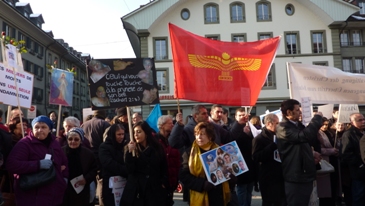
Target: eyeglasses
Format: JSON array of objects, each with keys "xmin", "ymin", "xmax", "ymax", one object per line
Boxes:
[
  {"xmin": 356, "ymin": 119, "xmax": 365, "ymax": 122},
  {"xmin": 67, "ymin": 138, "xmax": 80, "ymax": 142}
]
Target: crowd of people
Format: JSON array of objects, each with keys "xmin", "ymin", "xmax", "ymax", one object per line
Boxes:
[{"xmin": 0, "ymin": 100, "xmax": 362, "ymax": 206}]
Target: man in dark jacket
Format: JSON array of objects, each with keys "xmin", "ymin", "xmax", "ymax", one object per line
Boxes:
[
  {"xmin": 230, "ymin": 107, "xmax": 254, "ymax": 206},
  {"xmin": 342, "ymin": 112, "xmax": 365, "ymax": 206},
  {"xmin": 252, "ymin": 113, "xmax": 285, "ymax": 206},
  {"xmin": 169, "ymin": 104, "xmax": 241, "ymax": 150},
  {"xmin": 276, "ymin": 99, "xmax": 323, "ymax": 206}
]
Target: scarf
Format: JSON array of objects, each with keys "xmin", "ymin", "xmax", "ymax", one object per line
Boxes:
[{"xmin": 189, "ymin": 140, "xmax": 230, "ymax": 206}]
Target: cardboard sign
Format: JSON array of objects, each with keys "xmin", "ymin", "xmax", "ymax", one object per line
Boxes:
[
  {"xmin": 338, "ymin": 104, "xmax": 359, "ymax": 123},
  {"xmin": 0, "ymin": 63, "xmax": 33, "ymax": 108},
  {"xmin": 87, "ymin": 58, "xmax": 159, "ymax": 110}
]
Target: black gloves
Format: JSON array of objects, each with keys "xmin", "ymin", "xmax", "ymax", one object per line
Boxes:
[
  {"xmin": 228, "ymin": 174, "xmax": 237, "ymax": 188},
  {"xmin": 203, "ymin": 181, "xmax": 214, "ymax": 192}
]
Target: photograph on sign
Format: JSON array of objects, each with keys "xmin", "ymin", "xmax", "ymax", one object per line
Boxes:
[
  {"xmin": 200, "ymin": 141, "xmax": 248, "ymax": 185},
  {"xmin": 87, "ymin": 58, "xmax": 160, "ymax": 109},
  {"xmin": 49, "ymin": 69, "xmax": 74, "ymax": 106}
]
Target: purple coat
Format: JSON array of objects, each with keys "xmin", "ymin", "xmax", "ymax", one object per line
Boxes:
[{"xmin": 6, "ymin": 133, "xmax": 68, "ymax": 206}]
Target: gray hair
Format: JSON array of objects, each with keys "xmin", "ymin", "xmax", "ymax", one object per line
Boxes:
[
  {"xmin": 192, "ymin": 105, "xmax": 206, "ymax": 115},
  {"xmin": 157, "ymin": 115, "xmax": 173, "ymax": 129},
  {"xmin": 264, "ymin": 113, "xmax": 278, "ymax": 125},
  {"xmin": 63, "ymin": 116, "xmax": 80, "ymax": 127}
]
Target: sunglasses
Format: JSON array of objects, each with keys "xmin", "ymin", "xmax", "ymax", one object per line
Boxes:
[{"xmin": 67, "ymin": 138, "xmax": 80, "ymax": 142}]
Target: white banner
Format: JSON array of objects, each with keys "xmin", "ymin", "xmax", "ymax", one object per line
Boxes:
[
  {"xmin": 288, "ymin": 62, "xmax": 365, "ymax": 104},
  {"xmin": 0, "ymin": 63, "xmax": 34, "ymax": 108}
]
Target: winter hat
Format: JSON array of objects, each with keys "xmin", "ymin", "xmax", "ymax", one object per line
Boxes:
[
  {"xmin": 31, "ymin": 115, "xmax": 53, "ymax": 130},
  {"xmin": 67, "ymin": 127, "xmax": 85, "ymax": 141}
]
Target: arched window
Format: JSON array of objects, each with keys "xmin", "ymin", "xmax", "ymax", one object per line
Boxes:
[
  {"xmin": 256, "ymin": 1, "xmax": 272, "ymax": 21},
  {"xmin": 230, "ymin": 2, "xmax": 245, "ymax": 23},
  {"xmin": 204, "ymin": 3, "xmax": 219, "ymax": 24}
]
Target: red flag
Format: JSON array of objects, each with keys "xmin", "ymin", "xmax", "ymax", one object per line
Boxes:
[{"xmin": 168, "ymin": 23, "xmax": 280, "ymax": 106}]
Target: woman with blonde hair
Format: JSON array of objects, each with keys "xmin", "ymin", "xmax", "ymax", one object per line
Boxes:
[{"xmin": 180, "ymin": 122, "xmax": 233, "ymax": 206}]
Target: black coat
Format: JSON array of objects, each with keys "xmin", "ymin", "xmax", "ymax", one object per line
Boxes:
[
  {"xmin": 180, "ymin": 148, "xmax": 227, "ymax": 206},
  {"xmin": 61, "ymin": 146, "xmax": 98, "ymax": 206},
  {"xmin": 276, "ymin": 115, "xmax": 322, "ymax": 183},
  {"xmin": 121, "ymin": 146, "xmax": 169, "ymax": 206},
  {"xmin": 342, "ymin": 125, "xmax": 365, "ymax": 180},
  {"xmin": 252, "ymin": 127, "xmax": 285, "ymax": 202},
  {"xmin": 230, "ymin": 121, "xmax": 255, "ymax": 185},
  {"xmin": 169, "ymin": 116, "xmax": 241, "ymax": 150},
  {"xmin": 99, "ymin": 135, "xmax": 128, "ymax": 206}
]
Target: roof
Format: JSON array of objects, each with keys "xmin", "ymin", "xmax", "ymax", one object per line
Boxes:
[{"xmin": 342, "ymin": 0, "xmax": 357, "ymax": 6}]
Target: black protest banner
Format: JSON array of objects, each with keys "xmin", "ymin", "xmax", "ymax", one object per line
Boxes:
[{"xmin": 87, "ymin": 58, "xmax": 159, "ymax": 110}]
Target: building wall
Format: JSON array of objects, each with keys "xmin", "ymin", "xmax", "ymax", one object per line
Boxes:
[
  {"xmin": 134, "ymin": 0, "xmax": 339, "ymax": 116},
  {"xmin": 0, "ymin": 1, "xmax": 90, "ymax": 122}
]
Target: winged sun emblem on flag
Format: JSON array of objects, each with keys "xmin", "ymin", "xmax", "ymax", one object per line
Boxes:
[{"xmin": 188, "ymin": 52, "xmax": 262, "ymax": 81}]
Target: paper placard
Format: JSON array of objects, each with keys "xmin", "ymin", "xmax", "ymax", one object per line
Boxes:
[
  {"xmin": 0, "ymin": 63, "xmax": 34, "ymax": 108},
  {"xmin": 301, "ymin": 97, "xmax": 313, "ymax": 126},
  {"xmin": 109, "ymin": 176, "xmax": 127, "ymax": 206},
  {"xmin": 338, "ymin": 104, "xmax": 359, "ymax": 123},
  {"xmin": 200, "ymin": 141, "xmax": 248, "ymax": 185},
  {"xmin": 70, "ymin": 175, "xmax": 85, "ymax": 194}
]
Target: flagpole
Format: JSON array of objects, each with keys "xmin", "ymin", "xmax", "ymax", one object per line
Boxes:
[
  {"xmin": 177, "ymin": 98, "xmax": 180, "ymax": 113},
  {"xmin": 286, "ymin": 62, "xmax": 294, "ymax": 99},
  {"xmin": 126, "ymin": 106, "xmax": 135, "ymax": 157},
  {"xmin": 12, "ymin": 66, "xmax": 24, "ymax": 138},
  {"xmin": 0, "ymin": 39, "xmax": 12, "ymax": 125},
  {"xmin": 57, "ymin": 104, "xmax": 62, "ymax": 137}
]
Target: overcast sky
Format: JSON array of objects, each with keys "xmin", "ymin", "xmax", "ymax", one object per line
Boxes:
[{"xmin": 20, "ymin": 0, "xmax": 150, "ymax": 59}]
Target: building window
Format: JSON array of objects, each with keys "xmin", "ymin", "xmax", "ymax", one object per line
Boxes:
[
  {"xmin": 153, "ymin": 37, "xmax": 168, "ymax": 61},
  {"xmin": 352, "ymin": 30, "xmax": 362, "ymax": 46},
  {"xmin": 360, "ymin": 2, "xmax": 365, "ymax": 15},
  {"xmin": 204, "ymin": 3, "xmax": 219, "ymax": 24},
  {"xmin": 230, "ymin": 2, "xmax": 245, "ymax": 23},
  {"xmin": 340, "ymin": 30, "xmax": 349, "ymax": 47},
  {"xmin": 342, "ymin": 58, "xmax": 352, "ymax": 72},
  {"xmin": 181, "ymin": 8, "xmax": 190, "ymax": 20},
  {"xmin": 2, "ymin": 23, "xmax": 15, "ymax": 38},
  {"xmin": 232, "ymin": 34, "xmax": 246, "ymax": 42},
  {"xmin": 205, "ymin": 35, "xmax": 220, "ymax": 40},
  {"xmin": 17, "ymin": 32, "xmax": 25, "ymax": 41},
  {"xmin": 258, "ymin": 32, "xmax": 273, "ymax": 40},
  {"xmin": 32, "ymin": 88, "xmax": 43, "ymax": 103},
  {"xmin": 256, "ymin": 1, "xmax": 272, "ymax": 21},
  {"xmin": 156, "ymin": 69, "xmax": 169, "ymax": 93},
  {"xmin": 263, "ymin": 64, "xmax": 276, "ymax": 89},
  {"xmin": 54, "ymin": 57, "xmax": 59, "ymax": 68},
  {"xmin": 355, "ymin": 58, "xmax": 364, "ymax": 73},
  {"xmin": 313, "ymin": 61, "xmax": 328, "ymax": 66},
  {"xmin": 48, "ymin": 53, "xmax": 52, "ymax": 65},
  {"xmin": 311, "ymin": 31, "xmax": 326, "ymax": 53},
  {"xmin": 285, "ymin": 4, "xmax": 295, "ymax": 16},
  {"xmin": 284, "ymin": 31, "xmax": 300, "ymax": 54}
]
